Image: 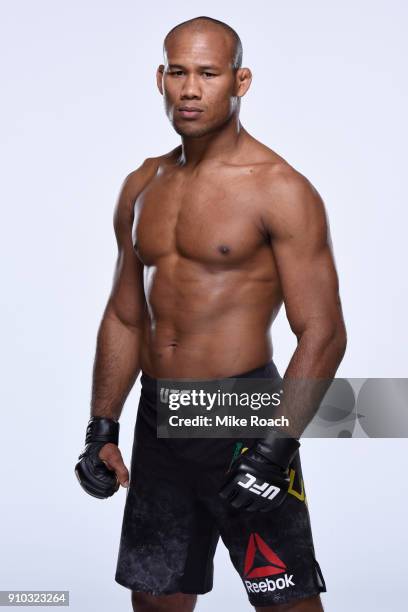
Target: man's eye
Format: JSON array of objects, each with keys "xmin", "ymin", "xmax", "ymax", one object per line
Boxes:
[
  {"xmin": 203, "ymin": 72, "xmax": 216, "ymax": 78},
  {"xmin": 169, "ymin": 71, "xmax": 184, "ymax": 76}
]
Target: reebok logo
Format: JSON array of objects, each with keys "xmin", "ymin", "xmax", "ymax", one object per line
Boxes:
[
  {"xmin": 245, "ymin": 574, "xmax": 295, "ymax": 594},
  {"xmin": 244, "ymin": 533, "xmax": 287, "ymax": 578},
  {"xmin": 243, "ymin": 533, "xmax": 295, "ymax": 593}
]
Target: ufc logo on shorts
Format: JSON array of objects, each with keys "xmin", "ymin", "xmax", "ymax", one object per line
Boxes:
[{"xmin": 237, "ymin": 473, "xmax": 281, "ymax": 500}]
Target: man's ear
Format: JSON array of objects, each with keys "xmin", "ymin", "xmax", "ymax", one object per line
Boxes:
[
  {"xmin": 156, "ymin": 65, "xmax": 164, "ymax": 95},
  {"xmin": 235, "ymin": 67, "xmax": 252, "ymax": 98}
]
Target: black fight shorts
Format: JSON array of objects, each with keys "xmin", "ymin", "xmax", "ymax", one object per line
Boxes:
[{"xmin": 115, "ymin": 361, "xmax": 327, "ymax": 607}]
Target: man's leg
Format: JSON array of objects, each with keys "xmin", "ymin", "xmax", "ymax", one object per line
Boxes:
[
  {"xmin": 213, "ymin": 449, "xmax": 327, "ymax": 610},
  {"xmin": 116, "ymin": 384, "xmax": 220, "ymax": 602},
  {"xmin": 131, "ymin": 591, "xmax": 197, "ymax": 611},
  {"xmin": 255, "ymin": 594, "xmax": 324, "ymax": 612}
]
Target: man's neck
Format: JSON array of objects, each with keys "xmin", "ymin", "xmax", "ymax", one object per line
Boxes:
[{"xmin": 179, "ymin": 115, "xmax": 245, "ymax": 167}]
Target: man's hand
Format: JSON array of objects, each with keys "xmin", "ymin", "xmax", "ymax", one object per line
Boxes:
[
  {"xmin": 99, "ymin": 443, "xmax": 129, "ymax": 488},
  {"xmin": 75, "ymin": 417, "xmax": 129, "ymax": 499},
  {"xmin": 219, "ymin": 435, "xmax": 300, "ymax": 512}
]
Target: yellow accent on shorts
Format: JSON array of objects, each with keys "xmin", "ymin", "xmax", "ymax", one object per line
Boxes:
[{"xmin": 288, "ymin": 468, "xmax": 306, "ymax": 503}]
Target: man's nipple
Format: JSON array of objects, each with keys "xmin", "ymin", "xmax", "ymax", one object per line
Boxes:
[{"xmin": 218, "ymin": 245, "xmax": 230, "ymax": 255}]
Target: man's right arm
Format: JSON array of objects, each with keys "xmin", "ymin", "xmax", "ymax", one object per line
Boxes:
[
  {"xmin": 75, "ymin": 158, "xmax": 157, "ymax": 498},
  {"xmin": 91, "ymin": 161, "xmax": 154, "ymax": 420}
]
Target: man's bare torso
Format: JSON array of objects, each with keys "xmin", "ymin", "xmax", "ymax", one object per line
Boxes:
[{"xmin": 132, "ymin": 133, "xmax": 295, "ymax": 379}]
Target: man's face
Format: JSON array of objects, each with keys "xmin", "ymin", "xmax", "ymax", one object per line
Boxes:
[{"xmin": 157, "ymin": 29, "xmax": 241, "ymax": 138}]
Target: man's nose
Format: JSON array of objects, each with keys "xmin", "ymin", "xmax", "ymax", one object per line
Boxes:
[{"xmin": 180, "ymin": 74, "xmax": 201, "ymax": 99}]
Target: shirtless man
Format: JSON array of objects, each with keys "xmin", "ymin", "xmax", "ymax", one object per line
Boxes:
[{"xmin": 75, "ymin": 16, "xmax": 347, "ymax": 612}]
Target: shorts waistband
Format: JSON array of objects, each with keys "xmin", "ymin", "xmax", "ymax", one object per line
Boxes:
[{"xmin": 140, "ymin": 360, "xmax": 281, "ymax": 396}]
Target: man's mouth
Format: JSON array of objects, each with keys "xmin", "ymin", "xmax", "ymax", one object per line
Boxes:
[{"xmin": 177, "ymin": 106, "xmax": 203, "ymax": 119}]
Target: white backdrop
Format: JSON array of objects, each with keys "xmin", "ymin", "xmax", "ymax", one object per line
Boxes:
[{"xmin": 1, "ymin": 1, "xmax": 407, "ymax": 611}]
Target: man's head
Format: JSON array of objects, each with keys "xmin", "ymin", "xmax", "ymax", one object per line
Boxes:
[{"xmin": 157, "ymin": 16, "xmax": 252, "ymax": 138}]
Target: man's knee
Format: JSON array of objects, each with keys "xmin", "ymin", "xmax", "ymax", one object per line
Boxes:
[
  {"xmin": 255, "ymin": 594, "xmax": 324, "ymax": 612},
  {"xmin": 131, "ymin": 591, "xmax": 197, "ymax": 612}
]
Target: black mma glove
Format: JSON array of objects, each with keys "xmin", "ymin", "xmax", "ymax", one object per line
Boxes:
[
  {"xmin": 219, "ymin": 433, "xmax": 300, "ymax": 512},
  {"xmin": 75, "ymin": 417, "xmax": 120, "ymax": 499}
]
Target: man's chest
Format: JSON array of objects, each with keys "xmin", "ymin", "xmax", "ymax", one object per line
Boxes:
[{"xmin": 133, "ymin": 172, "xmax": 268, "ymax": 266}]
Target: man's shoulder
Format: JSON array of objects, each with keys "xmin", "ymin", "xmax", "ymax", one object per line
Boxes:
[
  {"xmin": 123, "ymin": 147, "xmax": 181, "ymax": 196},
  {"xmin": 246, "ymin": 147, "xmax": 319, "ymax": 210},
  {"xmin": 242, "ymin": 141, "xmax": 324, "ymax": 230},
  {"xmin": 244, "ymin": 142, "xmax": 310, "ymax": 195}
]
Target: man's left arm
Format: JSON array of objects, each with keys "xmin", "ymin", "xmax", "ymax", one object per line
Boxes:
[
  {"xmin": 265, "ymin": 167, "xmax": 347, "ymax": 438},
  {"xmin": 219, "ymin": 167, "xmax": 347, "ymax": 511}
]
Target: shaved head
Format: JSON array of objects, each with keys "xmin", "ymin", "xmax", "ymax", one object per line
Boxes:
[
  {"xmin": 158, "ymin": 16, "xmax": 251, "ymax": 139},
  {"xmin": 164, "ymin": 16, "xmax": 243, "ymax": 70}
]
